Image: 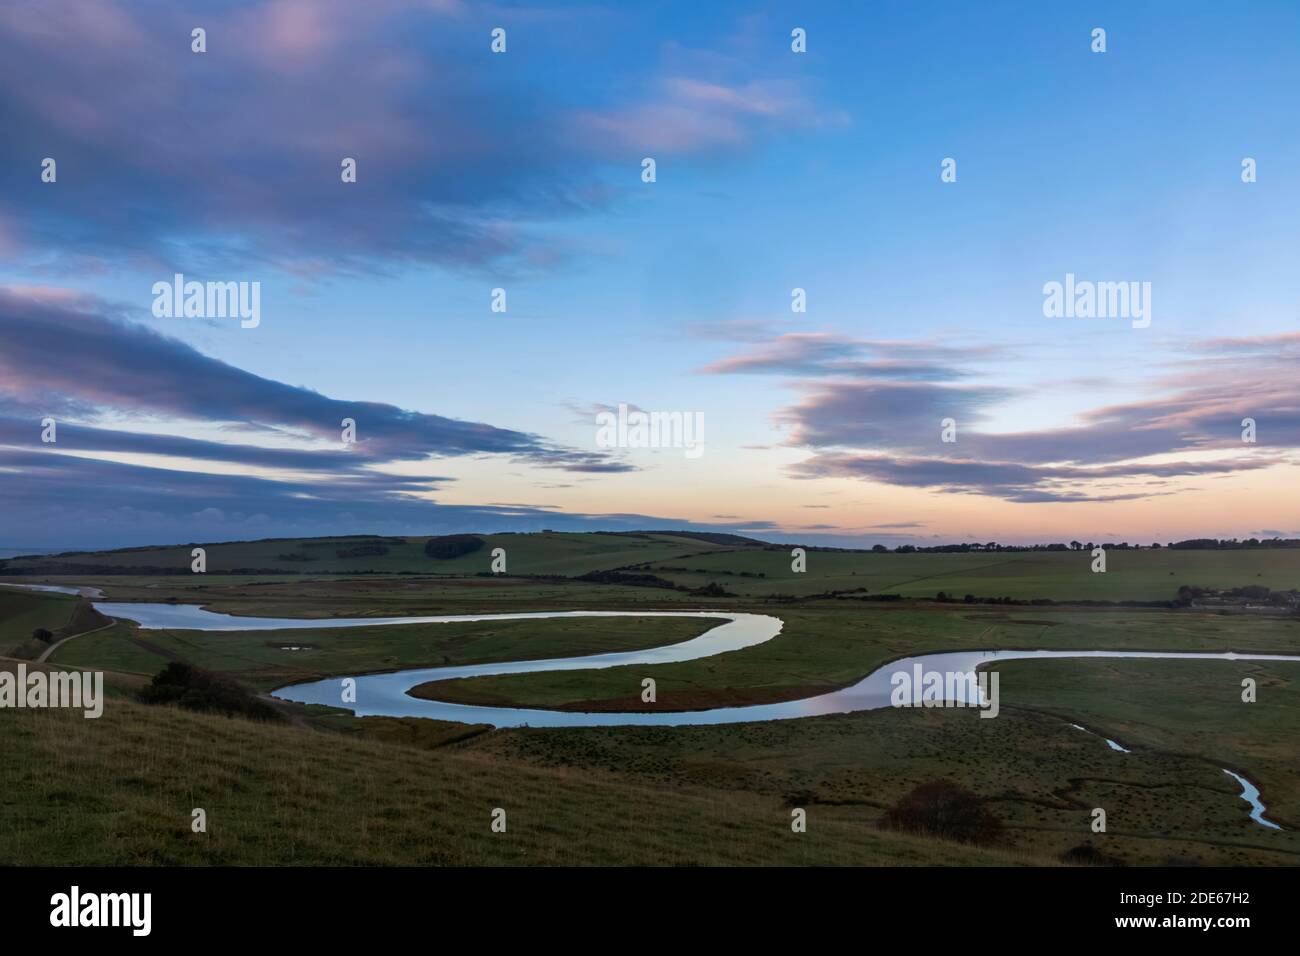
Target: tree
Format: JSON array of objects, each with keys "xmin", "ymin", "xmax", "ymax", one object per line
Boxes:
[
  {"xmin": 32, "ymin": 627, "xmax": 54, "ymax": 643},
  {"xmin": 139, "ymin": 662, "xmax": 282, "ymax": 722}
]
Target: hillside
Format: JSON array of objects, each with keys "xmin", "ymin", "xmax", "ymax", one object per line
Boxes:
[
  {"xmin": 0, "ymin": 530, "xmax": 757, "ymax": 578},
  {"xmin": 0, "ymin": 660, "xmax": 1035, "ymax": 866},
  {"xmin": 7, "ymin": 530, "xmax": 1300, "ymax": 604}
]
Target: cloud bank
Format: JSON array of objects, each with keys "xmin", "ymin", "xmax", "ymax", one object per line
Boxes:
[{"xmin": 701, "ymin": 325, "xmax": 1293, "ymax": 503}]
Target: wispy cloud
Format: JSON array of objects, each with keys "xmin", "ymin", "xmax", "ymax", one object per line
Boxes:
[
  {"xmin": 793, "ymin": 453, "xmax": 1276, "ymax": 504},
  {"xmin": 704, "ymin": 325, "xmax": 1297, "ymax": 503}
]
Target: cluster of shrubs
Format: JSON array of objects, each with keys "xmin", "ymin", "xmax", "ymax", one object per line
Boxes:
[
  {"xmin": 138, "ymin": 663, "xmax": 282, "ymax": 722},
  {"xmin": 575, "ymin": 569, "xmax": 737, "ymax": 596},
  {"xmin": 878, "ymin": 539, "xmax": 1300, "ymax": 552},
  {"xmin": 424, "ymin": 534, "xmax": 485, "ymax": 559},
  {"xmin": 1167, "ymin": 537, "xmax": 1300, "ymax": 549},
  {"xmin": 688, "ymin": 582, "xmax": 734, "ymax": 597},
  {"xmin": 766, "ymin": 590, "xmax": 898, "ymax": 604},
  {"xmin": 878, "ymin": 780, "xmax": 1003, "ymax": 845},
  {"xmin": 648, "ymin": 564, "xmax": 767, "ymax": 578},
  {"xmin": 577, "ymin": 569, "xmax": 679, "ymax": 589},
  {"xmin": 0, "ymin": 562, "xmax": 197, "ymax": 576}
]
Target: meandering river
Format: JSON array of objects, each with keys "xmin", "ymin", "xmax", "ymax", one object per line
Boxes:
[{"xmin": 4, "ymin": 584, "xmax": 1291, "ymax": 828}]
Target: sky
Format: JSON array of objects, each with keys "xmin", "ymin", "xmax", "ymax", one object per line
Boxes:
[{"xmin": 2, "ymin": 0, "xmax": 1299, "ymax": 551}]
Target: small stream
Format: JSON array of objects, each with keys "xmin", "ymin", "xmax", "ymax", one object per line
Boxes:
[{"xmin": 1222, "ymin": 769, "xmax": 1283, "ymax": 830}]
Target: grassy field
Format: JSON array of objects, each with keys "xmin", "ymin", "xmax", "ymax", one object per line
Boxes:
[
  {"xmin": 4, "ymin": 533, "xmax": 1299, "ymax": 867},
  {"xmin": 634, "ymin": 546, "xmax": 1300, "ymax": 601},
  {"xmin": 455, "ymin": 656, "xmax": 1300, "ymax": 865},
  {"xmin": 410, "ymin": 606, "xmax": 1300, "ymax": 710},
  {"xmin": 49, "ymin": 614, "xmax": 720, "ymax": 693},
  {"xmin": 5, "ymin": 573, "xmax": 724, "ymax": 617},
  {"xmin": 0, "ymin": 663, "xmax": 1031, "ymax": 866},
  {"xmin": 996, "ymin": 657, "xmax": 1300, "ymax": 829},
  {"xmin": 452, "ymin": 671, "xmax": 1300, "ymax": 868}
]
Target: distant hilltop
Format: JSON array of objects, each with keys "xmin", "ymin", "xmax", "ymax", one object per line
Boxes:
[{"xmin": 4, "ymin": 531, "xmax": 1299, "ymax": 568}]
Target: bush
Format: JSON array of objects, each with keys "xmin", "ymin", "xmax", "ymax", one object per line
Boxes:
[
  {"xmin": 424, "ymin": 534, "xmax": 485, "ymax": 560},
  {"xmin": 1060, "ymin": 841, "xmax": 1122, "ymax": 866},
  {"xmin": 32, "ymin": 627, "xmax": 54, "ymax": 643},
  {"xmin": 879, "ymin": 780, "xmax": 1003, "ymax": 844},
  {"xmin": 138, "ymin": 662, "xmax": 282, "ymax": 721},
  {"xmin": 689, "ymin": 581, "xmax": 734, "ymax": 597},
  {"xmin": 578, "ymin": 569, "xmax": 680, "ymax": 589}
]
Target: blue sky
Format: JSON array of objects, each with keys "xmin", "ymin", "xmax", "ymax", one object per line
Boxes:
[{"xmin": 2, "ymin": 0, "xmax": 1298, "ymax": 550}]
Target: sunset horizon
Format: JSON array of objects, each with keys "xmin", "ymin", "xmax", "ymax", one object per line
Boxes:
[{"xmin": 3, "ymin": 2, "xmax": 1298, "ymax": 551}]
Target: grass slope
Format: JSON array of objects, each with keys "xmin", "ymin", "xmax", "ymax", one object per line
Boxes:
[
  {"xmin": 0, "ymin": 688, "xmax": 1033, "ymax": 866},
  {"xmin": 0, "ymin": 588, "xmax": 76, "ymax": 655},
  {"xmin": 637, "ymin": 547, "xmax": 1300, "ymax": 602}
]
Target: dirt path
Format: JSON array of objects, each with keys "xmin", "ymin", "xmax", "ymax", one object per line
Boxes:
[{"xmin": 37, "ymin": 622, "xmax": 116, "ymax": 663}]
